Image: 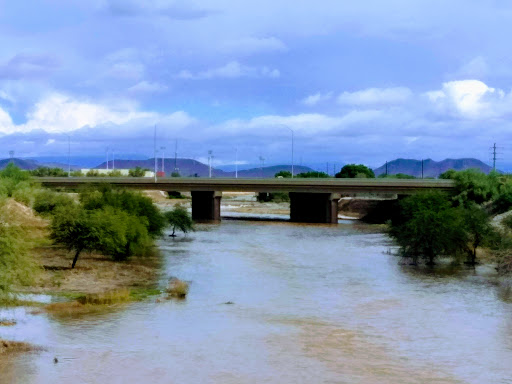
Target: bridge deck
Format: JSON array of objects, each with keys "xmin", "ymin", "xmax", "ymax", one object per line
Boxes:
[{"xmin": 38, "ymin": 177, "xmax": 455, "ymax": 195}]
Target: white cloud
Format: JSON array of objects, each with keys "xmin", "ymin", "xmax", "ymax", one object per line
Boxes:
[
  {"xmin": 425, "ymin": 80, "xmax": 512, "ymax": 119},
  {"xmin": 221, "ymin": 37, "xmax": 287, "ymax": 55},
  {"xmin": 338, "ymin": 87, "xmax": 413, "ymax": 106},
  {"xmin": 176, "ymin": 61, "xmax": 280, "ymax": 80},
  {"xmin": 128, "ymin": 81, "xmax": 168, "ymax": 93},
  {"xmin": 301, "ymin": 92, "xmax": 333, "ymax": 106},
  {"xmin": 0, "ymin": 93, "xmax": 155, "ymax": 135}
]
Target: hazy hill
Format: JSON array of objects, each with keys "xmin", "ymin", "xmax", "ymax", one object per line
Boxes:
[
  {"xmin": 95, "ymin": 158, "xmax": 315, "ymax": 178},
  {"xmin": 0, "ymin": 158, "xmax": 79, "ymax": 171},
  {"xmin": 0, "ymin": 158, "xmax": 48, "ymax": 170},
  {"xmin": 373, "ymin": 158, "xmax": 493, "ymax": 178}
]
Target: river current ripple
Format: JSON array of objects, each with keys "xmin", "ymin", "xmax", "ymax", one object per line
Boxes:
[{"xmin": 1, "ymin": 219, "xmax": 512, "ymax": 383}]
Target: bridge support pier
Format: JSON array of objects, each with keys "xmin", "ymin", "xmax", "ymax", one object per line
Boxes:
[
  {"xmin": 289, "ymin": 193, "xmax": 341, "ymax": 223},
  {"xmin": 191, "ymin": 191, "xmax": 222, "ymax": 221}
]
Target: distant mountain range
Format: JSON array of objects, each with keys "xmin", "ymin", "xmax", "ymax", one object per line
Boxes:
[
  {"xmin": 94, "ymin": 159, "xmax": 316, "ymax": 178},
  {"xmin": 1, "ymin": 156, "xmax": 495, "ymax": 178},
  {"xmin": 0, "ymin": 158, "xmax": 79, "ymax": 171},
  {"xmin": 373, "ymin": 158, "xmax": 493, "ymax": 177}
]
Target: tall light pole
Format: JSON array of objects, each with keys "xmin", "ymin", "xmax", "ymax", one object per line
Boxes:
[
  {"xmin": 286, "ymin": 126, "xmax": 294, "ymax": 178},
  {"xmin": 208, "ymin": 150, "xmax": 213, "ymax": 178},
  {"xmin": 174, "ymin": 139, "xmax": 178, "ymax": 173},
  {"xmin": 161, "ymin": 146, "xmax": 166, "ymax": 176},
  {"xmin": 67, "ymin": 135, "xmax": 71, "ymax": 177},
  {"xmin": 154, "ymin": 125, "xmax": 157, "ymax": 182}
]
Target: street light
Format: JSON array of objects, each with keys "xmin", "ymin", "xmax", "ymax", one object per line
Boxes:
[
  {"xmin": 67, "ymin": 135, "xmax": 71, "ymax": 177},
  {"xmin": 284, "ymin": 126, "xmax": 294, "ymax": 178},
  {"xmin": 208, "ymin": 150, "xmax": 213, "ymax": 178},
  {"xmin": 160, "ymin": 146, "xmax": 166, "ymax": 176}
]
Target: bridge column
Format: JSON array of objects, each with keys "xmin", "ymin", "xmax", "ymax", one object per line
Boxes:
[
  {"xmin": 191, "ymin": 191, "xmax": 222, "ymax": 221},
  {"xmin": 289, "ymin": 193, "xmax": 341, "ymax": 223}
]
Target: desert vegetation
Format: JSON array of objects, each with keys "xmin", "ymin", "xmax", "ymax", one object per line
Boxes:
[
  {"xmin": 389, "ymin": 169, "xmax": 512, "ymax": 268},
  {"xmin": 0, "ymin": 165, "xmax": 192, "ymax": 305}
]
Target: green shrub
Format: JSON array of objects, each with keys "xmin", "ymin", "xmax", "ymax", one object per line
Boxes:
[
  {"xmin": 107, "ymin": 170, "xmax": 122, "ymax": 177},
  {"xmin": 33, "ymin": 190, "xmax": 76, "ymax": 215},
  {"xmin": 0, "ymin": 207, "xmax": 37, "ymax": 299},
  {"xmin": 274, "ymin": 171, "xmax": 292, "ymax": 178},
  {"xmin": 128, "ymin": 167, "xmax": 148, "ymax": 177},
  {"xmin": 389, "ymin": 192, "xmax": 467, "ymax": 265},
  {"xmin": 494, "ymin": 180, "xmax": 512, "ymax": 214},
  {"xmin": 0, "ymin": 164, "xmax": 31, "ymax": 197},
  {"xmin": 30, "ymin": 167, "xmax": 68, "ymax": 177},
  {"xmin": 451, "ymin": 169, "xmax": 499, "ymax": 207},
  {"xmin": 50, "ymin": 204, "xmax": 152, "ymax": 268},
  {"xmin": 296, "ymin": 171, "xmax": 330, "ymax": 178},
  {"xmin": 335, "ymin": 164, "xmax": 375, "ymax": 178},
  {"xmin": 80, "ymin": 186, "xmax": 166, "ymax": 237},
  {"xmin": 164, "ymin": 205, "xmax": 193, "ymax": 236}
]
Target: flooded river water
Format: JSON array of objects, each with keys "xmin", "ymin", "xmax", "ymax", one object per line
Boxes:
[{"xmin": 1, "ymin": 219, "xmax": 512, "ymax": 383}]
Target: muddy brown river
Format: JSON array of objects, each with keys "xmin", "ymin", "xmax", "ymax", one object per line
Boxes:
[{"xmin": 1, "ymin": 218, "xmax": 512, "ymax": 383}]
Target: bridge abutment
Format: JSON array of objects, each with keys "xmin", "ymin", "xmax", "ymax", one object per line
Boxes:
[
  {"xmin": 191, "ymin": 191, "xmax": 222, "ymax": 221},
  {"xmin": 289, "ymin": 193, "xmax": 341, "ymax": 223}
]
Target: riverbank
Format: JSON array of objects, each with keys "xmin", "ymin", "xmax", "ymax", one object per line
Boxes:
[{"xmin": 2, "ymin": 198, "xmax": 162, "ymax": 300}]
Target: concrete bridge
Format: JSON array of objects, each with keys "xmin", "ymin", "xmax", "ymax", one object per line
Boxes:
[{"xmin": 38, "ymin": 177, "xmax": 455, "ymax": 223}]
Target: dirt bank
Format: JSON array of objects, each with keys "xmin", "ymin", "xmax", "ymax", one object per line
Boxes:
[{"xmin": 3, "ymin": 198, "xmax": 161, "ymax": 297}]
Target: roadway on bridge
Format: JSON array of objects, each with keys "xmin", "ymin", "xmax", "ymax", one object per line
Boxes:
[{"xmin": 38, "ymin": 177, "xmax": 455, "ymax": 195}]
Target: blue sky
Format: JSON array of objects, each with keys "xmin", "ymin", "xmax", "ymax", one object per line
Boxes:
[{"xmin": 0, "ymin": 0, "xmax": 511, "ymax": 170}]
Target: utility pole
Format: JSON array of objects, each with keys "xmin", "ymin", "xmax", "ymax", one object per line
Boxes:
[
  {"xmin": 259, "ymin": 156, "xmax": 265, "ymax": 178},
  {"xmin": 235, "ymin": 147, "xmax": 238, "ymax": 179}
]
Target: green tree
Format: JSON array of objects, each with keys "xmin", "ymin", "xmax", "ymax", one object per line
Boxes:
[
  {"xmin": 164, "ymin": 205, "xmax": 194, "ymax": 236},
  {"xmin": 30, "ymin": 167, "xmax": 68, "ymax": 177},
  {"xmin": 0, "ymin": 163, "xmax": 31, "ymax": 196},
  {"xmin": 129, "ymin": 167, "xmax": 148, "ymax": 177},
  {"xmin": 390, "ymin": 192, "xmax": 466, "ymax": 265},
  {"xmin": 378, "ymin": 173, "xmax": 416, "ymax": 179},
  {"xmin": 451, "ymin": 169, "xmax": 499, "ymax": 207},
  {"xmin": 493, "ymin": 179, "xmax": 512, "ymax": 214},
  {"xmin": 296, "ymin": 171, "xmax": 330, "ymax": 178},
  {"xmin": 171, "ymin": 172, "xmax": 181, "ymax": 177},
  {"xmin": 274, "ymin": 171, "xmax": 292, "ymax": 178},
  {"xmin": 80, "ymin": 185, "xmax": 166, "ymax": 237},
  {"xmin": 0, "ymin": 206, "xmax": 36, "ymax": 298},
  {"xmin": 86, "ymin": 169, "xmax": 101, "ymax": 177},
  {"xmin": 462, "ymin": 204, "xmax": 494, "ymax": 265},
  {"xmin": 439, "ymin": 169, "xmax": 457, "ymax": 179},
  {"xmin": 107, "ymin": 170, "xmax": 123, "ymax": 177},
  {"xmin": 336, "ymin": 164, "xmax": 375, "ymax": 179},
  {"xmin": 50, "ymin": 205, "xmax": 151, "ymax": 268},
  {"xmin": 50, "ymin": 205, "xmax": 104, "ymax": 269},
  {"xmin": 33, "ymin": 190, "xmax": 76, "ymax": 216}
]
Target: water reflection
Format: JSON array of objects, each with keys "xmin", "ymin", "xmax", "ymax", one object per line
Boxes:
[{"xmin": 1, "ymin": 220, "xmax": 511, "ymax": 384}]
